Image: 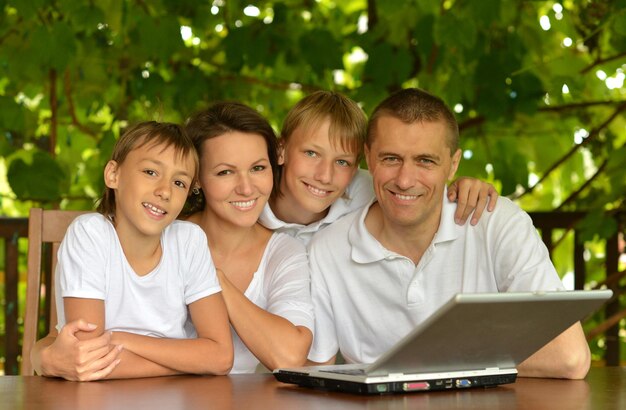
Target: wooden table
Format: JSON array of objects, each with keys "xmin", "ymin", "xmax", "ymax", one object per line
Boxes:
[{"xmin": 2, "ymin": 367, "xmax": 624, "ymax": 409}]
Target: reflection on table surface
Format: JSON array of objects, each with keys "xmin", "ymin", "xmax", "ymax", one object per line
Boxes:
[{"xmin": 1, "ymin": 367, "xmax": 624, "ymax": 410}]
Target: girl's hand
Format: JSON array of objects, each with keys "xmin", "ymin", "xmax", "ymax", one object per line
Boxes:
[{"xmin": 40, "ymin": 320, "xmax": 121, "ymax": 381}]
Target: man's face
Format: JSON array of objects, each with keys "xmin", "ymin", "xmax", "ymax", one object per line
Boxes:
[{"xmin": 365, "ymin": 115, "xmax": 461, "ymax": 230}]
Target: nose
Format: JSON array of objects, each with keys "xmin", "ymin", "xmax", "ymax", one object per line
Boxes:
[
  {"xmin": 314, "ymin": 160, "xmax": 333, "ymax": 185},
  {"xmin": 395, "ymin": 163, "xmax": 417, "ymax": 190},
  {"xmin": 235, "ymin": 173, "xmax": 253, "ymax": 196},
  {"xmin": 155, "ymin": 181, "xmax": 171, "ymax": 201}
]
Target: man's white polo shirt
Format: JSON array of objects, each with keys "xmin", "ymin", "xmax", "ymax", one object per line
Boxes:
[
  {"xmin": 307, "ymin": 194, "xmax": 565, "ymax": 364},
  {"xmin": 259, "ymin": 169, "xmax": 374, "ymax": 245}
]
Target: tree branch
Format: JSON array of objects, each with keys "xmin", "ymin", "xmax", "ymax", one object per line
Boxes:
[
  {"xmin": 539, "ymin": 100, "xmax": 626, "ymax": 112},
  {"xmin": 216, "ymin": 73, "xmax": 321, "ymax": 94},
  {"xmin": 0, "ymin": 28, "xmax": 19, "ymax": 46},
  {"xmin": 556, "ymin": 160, "xmax": 608, "ymax": 210},
  {"xmin": 63, "ymin": 70, "xmax": 98, "ymax": 139},
  {"xmin": 580, "ymin": 51, "xmax": 626, "ymax": 74},
  {"xmin": 459, "ymin": 116, "xmax": 486, "ymax": 131},
  {"xmin": 513, "ymin": 102, "xmax": 626, "ymax": 199},
  {"xmin": 367, "ymin": 0, "xmax": 378, "ymax": 30},
  {"xmin": 49, "ymin": 69, "xmax": 57, "ymax": 158}
]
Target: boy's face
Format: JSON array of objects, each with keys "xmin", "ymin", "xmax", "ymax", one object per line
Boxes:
[
  {"xmin": 197, "ymin": 131, "xmax": 273, "ymax": 228},
  {"xmin": 104, "ymin": 141, "xmax": 195, "ymax": 241},
  {"xmin": 277, "ymin": 119, "xmax": 358, "ymax": 224}
]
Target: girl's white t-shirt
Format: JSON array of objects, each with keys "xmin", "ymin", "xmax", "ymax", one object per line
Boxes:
[{"xmin": 56, "ymin": 213, "xmax": 221, "ymax": 339}]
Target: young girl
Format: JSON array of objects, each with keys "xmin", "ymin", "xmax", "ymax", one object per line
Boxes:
[
  {"xmin": 35, "ymin": 121, "xmax": 233, "ymax": 379},
  {"xmin": 262, "ymin": 90, "xmax": 498, "ymax": 245},
  {"xmin": 183, "ymin": 102, "xmax": 314, "ymax": 373}
]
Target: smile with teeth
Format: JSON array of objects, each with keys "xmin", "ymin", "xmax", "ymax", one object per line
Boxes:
[
  {"xmin": 305, "ymin": 182, "xmax": 331, "ymax": 197},
  {"xmin": 392, "ymin": 192, "xmax": 418, "ymax": 201},
  {"xmin": 143, "ymin": 202, "xmax": 166, "ymax": 215},
  {"xmin": 231, "ymin": 199, "xmax": 256, "ymax": 209}
]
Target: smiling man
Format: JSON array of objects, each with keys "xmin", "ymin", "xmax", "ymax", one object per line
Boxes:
[{"xmin": 307, "ymin": 88, "xmax": 591, "ymax": 379}]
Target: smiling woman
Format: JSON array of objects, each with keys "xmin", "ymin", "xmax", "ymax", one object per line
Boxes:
[{"xmin": 183, "ymin": 102, "xmax": 315, "ymax": 374}]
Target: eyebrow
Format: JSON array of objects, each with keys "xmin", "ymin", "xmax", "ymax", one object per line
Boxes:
[
  {"xmin": 376, "ymin": 151, "xmax": 441, "ymax": 162},
  {"xmin": 211, "ymin": 157, "xmax": 270, "ymax": 169},
  {"xmin": 306, "ymin": 142, "xmax": 357, "ymax": 157},
  {"xmin": 141, "ymin": 158, "xmax": 194, "ymax": 179}
]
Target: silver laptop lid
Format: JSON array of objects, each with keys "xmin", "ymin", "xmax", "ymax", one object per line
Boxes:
[{"xmin": 366, "ymin": 290, "xmax": 612, "ymax": 376}]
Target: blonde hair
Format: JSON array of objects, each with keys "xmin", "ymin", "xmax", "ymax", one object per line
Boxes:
[{"xmin": 281, "ymin": 90, "xmax": 367, "ymax": 162}]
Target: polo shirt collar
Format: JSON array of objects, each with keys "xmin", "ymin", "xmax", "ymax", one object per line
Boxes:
[
  {"xmin": 259, "ymin": 195, "xmax": 360, "ymax": 233},
  {"xmin": 349, "ymin": 199, "xmax": 386, "ymax": 263},
  {"xmin": 349, "ymin": 188, "xmax": 462, "ymax": 264}
]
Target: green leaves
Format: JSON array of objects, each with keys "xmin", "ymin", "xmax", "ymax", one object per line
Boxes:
[
  {"xmin": 0, "ymin": 97, "xmax": 26, "ymax": 133},
  {"xmin": 299, "ymin": 29, "xmax": 344, "ymax": 76},
  {"xmin": 30, "ymin": 22, "xmax": 77, "ymax": 71},
  {"xmin": 0, "ymin": 0, "xmax": 624, "ymax": 225},
  {"xmin": 7, "ymin": 150, "xmax": 67, "ymax": 201}
]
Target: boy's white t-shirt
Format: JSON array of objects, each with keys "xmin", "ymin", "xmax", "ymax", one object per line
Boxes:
[
  {"xmin": 259, "ymin": 168, "xmax": 374, "ymax": 245},
  {"xmin": 231, "ymin": 232, "xmax": 314, "ymax": 373},
  {"xmin": 55, "ymin": 213, "xmax": 221, "ymax": 339}
]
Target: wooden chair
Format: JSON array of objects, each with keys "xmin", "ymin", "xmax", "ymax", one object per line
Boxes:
[{"xmin": 21, "ymin": 208, "xmax": 89, "ymax": 375}]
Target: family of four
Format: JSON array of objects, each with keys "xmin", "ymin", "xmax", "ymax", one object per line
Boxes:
[{"xmin": 31, "ymin": 88, "xmax": 590, "ymax": 381}]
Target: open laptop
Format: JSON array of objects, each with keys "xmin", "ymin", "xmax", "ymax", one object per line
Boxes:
[{"xmin": 274, "ymin": 290, "xmax": 612, "ymax": 394}]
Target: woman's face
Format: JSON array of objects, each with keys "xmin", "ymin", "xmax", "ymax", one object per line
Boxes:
[{"xmin": 198, "ymin": 131, "xmax": 273, "ymax": 228}]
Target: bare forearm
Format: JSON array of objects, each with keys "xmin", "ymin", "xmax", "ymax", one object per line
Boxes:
[
  {"xmin": 222, "ymin": 282, "xmax": 312, "ymax": 370},
  {"xmin": 112, "ymin": 332, "xmax": 232, "ymax": 375},
  {"xmin": 517, "ymin": 322, "xmax": 590, "ymax": 379},
  {"xmin": 31, "ymin": 335, "xmax": 56, "ymax": 376},
  {"xmin": 106, "ymin": 349, "xmax": 180, "ymax": 379}
]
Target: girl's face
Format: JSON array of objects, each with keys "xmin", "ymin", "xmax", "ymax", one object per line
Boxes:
[
  {"xmin": 105, "ymin": 141, "xmax": 195, "ymax": 241},
  {"xmin": 199, "ymin": 132, "xmax": 273, "ymax": 228},
  {"xmin": 277, "ymin": 119, "xmax": 358, "ymax": 224}
]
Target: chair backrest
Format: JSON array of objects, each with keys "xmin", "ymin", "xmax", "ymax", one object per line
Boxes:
[{"xmin": 21, "ymin": 208, "xmax": 90, "ymax": 375}]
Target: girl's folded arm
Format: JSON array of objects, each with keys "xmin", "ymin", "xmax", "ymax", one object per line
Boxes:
[
  {"xmin": 110, "ymin": 293, "xmax": 234, "ymax": 375},
  {"xmin": 64, "ymin": 297, "xmax": 177, "ymax": 379}
]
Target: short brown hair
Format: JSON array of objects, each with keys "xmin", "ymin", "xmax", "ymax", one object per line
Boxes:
[
  {"xmin": 281, "ymin": 90, "xmax": 367, "ymax": 162},
  {"xmin": 96, "ymin": 121, "xmax": 199, "ymax": 219},
  {"xmin": 183, "ymin": 101, "xmax": 279, "ymax": 214},
  {"xmin": 367, "ymin": 88, "xmax": 459, "ymax": 153}
]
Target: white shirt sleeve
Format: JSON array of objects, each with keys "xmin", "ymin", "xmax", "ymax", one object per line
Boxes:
[
  {"xmin": 177, "ymin": 223, "xmax": 222, "ymax": 305},
  {"xmin": 262, "ymin": 234, "xmax": 314, "ymax": 331},
  {"xmin": 488, "ymin": 200, "xmax": 565, "ymax": 292},
  {"xmin": 57, "ymin": 214, "xmax": 110, "ymax": 301}
]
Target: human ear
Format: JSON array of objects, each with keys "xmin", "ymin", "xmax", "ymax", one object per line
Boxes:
[
  {"xmin": 104, "ymin": 160, "xmax": 120, "ymax": 189},
  {"xmin": 277, "ymin": 141, "xmax": 285, "ymax": 166},
  {"xmin": 448, "ymin": 149, "xmax": 462, "ymax": 181}
]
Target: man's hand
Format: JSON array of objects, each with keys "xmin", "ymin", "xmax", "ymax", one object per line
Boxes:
[
  {"xmin": 40, "ymin": 319, "xmax": 122, "ymax": 381},
  {"xmin": 448, "ymin": 177, "xmax": 498, "ymax": 225}
]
